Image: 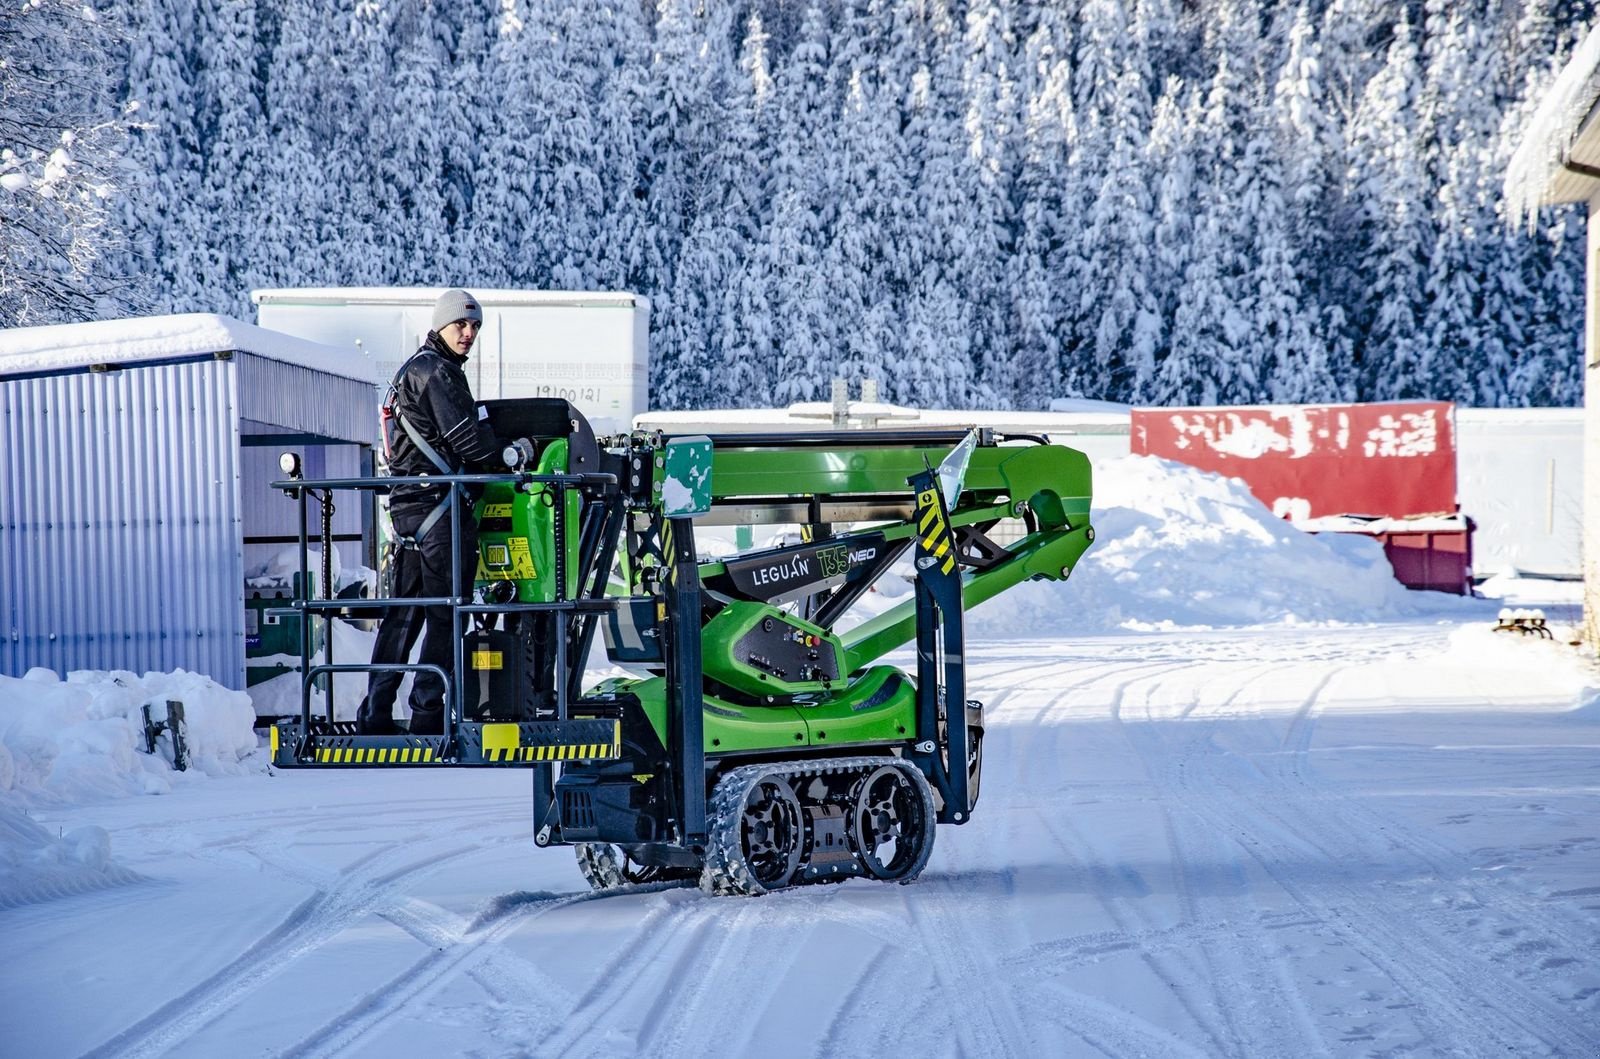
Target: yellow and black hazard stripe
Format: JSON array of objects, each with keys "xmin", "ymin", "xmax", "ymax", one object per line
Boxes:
[
  {"xmin": 315, "ymin": 745, "xmax": 439, "ymax": 764},
  {"xmin": 661, "ymin": 519, "xmax": 677, "ymax": 586},
  {"xmin": 477, "ymin": 721, "xmax": 622, "ymax": 763},
  {"xmin": 480, "ymin": 743, "xmax": 619, "ymax": 763},
  {"xmin": 915, "ymin": 487, "xmax": 957, "ymax": 575}
]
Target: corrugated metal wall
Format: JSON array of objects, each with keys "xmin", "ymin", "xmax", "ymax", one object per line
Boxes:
[
  {"xmin": 236, "ymin": 354, "xmax": 376, "ymax": 443},
  {"xmin": 1, "ymin": 360, "xmax": 245, "ymax": 684}
]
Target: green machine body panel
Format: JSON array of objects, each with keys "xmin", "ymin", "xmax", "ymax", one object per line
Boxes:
[
  {"xmin": 700, "ymin": 603, "xmax": 845, "ymax": 698},
  {"xmin": 618, "ymin": 662, "xmax": 916, "ymax": 757},
  {"xmin": 475, "ymin": 438, "xmax": 580, "ymax": 602}
]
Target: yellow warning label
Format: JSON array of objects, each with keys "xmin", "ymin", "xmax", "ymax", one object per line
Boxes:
[
  {"xmin": 481, "ymin": 723, "xmax": 520, "ymax": 751},
  {"xmin": 508, "ymin": 537, "xmax": 537, "ymax": 579},
  {"xmin": 472, "ymin": 650, "xmax": 504, "ymax": 670}
]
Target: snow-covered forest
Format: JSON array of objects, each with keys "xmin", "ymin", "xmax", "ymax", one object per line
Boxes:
[{"xmin": 3, "ymin": 0, "xmax": 1595, "ymax": 409}]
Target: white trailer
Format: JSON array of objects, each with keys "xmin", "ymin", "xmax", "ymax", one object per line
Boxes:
[{"xmin": 252, "ymin": 287, "xmax": 650, "ymax": 435}]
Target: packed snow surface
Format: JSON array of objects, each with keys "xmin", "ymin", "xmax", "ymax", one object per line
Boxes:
[{"xmin": 2, "ymin": 458, "xmax": 1596, "ymax": 1056}]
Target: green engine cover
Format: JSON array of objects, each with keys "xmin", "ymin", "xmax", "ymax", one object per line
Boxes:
[
  {"xmin": 601, "ymin": 663, "xmax": 916, "ymax": 756},
  {"xmin": 475, "ymin": 439, "xmax": 581, "ymax": 602},
  {"xmin": 700, "ymin": 602, "xmax": 845, "ymax": 698}
]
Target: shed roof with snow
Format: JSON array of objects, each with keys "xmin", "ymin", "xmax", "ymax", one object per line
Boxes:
[
  {"xmin": 1, "ymin": 314, "xmax": 379, "ymax": 687},
  {"xmin": 1505, "ymin": 23, "xmax": 1600, "ymax": 217}
]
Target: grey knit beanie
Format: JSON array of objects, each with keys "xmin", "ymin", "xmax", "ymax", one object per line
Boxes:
[{"xmin": 431, "ymin": 289, "xmax": 483, "ymax": 332}]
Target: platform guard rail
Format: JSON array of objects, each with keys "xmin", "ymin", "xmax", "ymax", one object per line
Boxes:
[{"xmin": 268, "ymin": 467, "xmax": 624, "ymax": 769}]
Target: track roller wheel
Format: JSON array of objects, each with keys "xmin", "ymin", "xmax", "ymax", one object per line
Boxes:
[
  {"xmin": 851, "ymin": 762, "xmax": 936, "ymax": 882},
  {"xmin": 574, "ymin": 843, "xmax": 697, "ymax": 891},
  {"xmin": 702, "ymin": 767, "xmax": 806, "ymax": 896}
]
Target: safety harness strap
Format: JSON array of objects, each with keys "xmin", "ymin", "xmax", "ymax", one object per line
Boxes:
[{"xmin": 385, "ymin": 355, "xmax": 463, "ymax": 550}]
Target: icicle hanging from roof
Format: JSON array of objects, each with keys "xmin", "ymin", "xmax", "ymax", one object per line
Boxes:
[{"xmin": 1505, "ymin": 22, "xmax": 1600, "ymax": 229}]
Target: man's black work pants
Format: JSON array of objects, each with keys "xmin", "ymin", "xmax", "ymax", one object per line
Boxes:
[{"xmin": 359, "ymin": 504, "xmax": 477, "ymax": 734}]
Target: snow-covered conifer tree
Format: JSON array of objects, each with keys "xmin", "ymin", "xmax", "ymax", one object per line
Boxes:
[
  {"xmin": 718, "ymin": 12, "xmax": 779, "ymax": 407},
  {"xmin": 1080, "ymin": 60, "xmax": 1160, "ymax": 403},
  {"xmin": 958, "ymin": 0, "xmax": 1019, "ymax": 402},
  {"xmin": 1146, "ymin": 78, "xmax": 1194, "ymax": 399},
  {"xmin": 472, "ymin": 1, "xmax": 543, "ymax": 288},
  {"xmin": 372, "ymin": 3, "xmax": 454, "ymax": 285},
  {"xmin": 1416, "ymin": 0, "xmax": 1486, "ymax": 404},
  {"xmin": 99, "ymin": 0, "xmax": 196, "ymax": 315},
  {"xmin": 170, "ymin": 0, "xmax": 265, "ymax": 314},
  {"xmin": 1272, "ymin": 2, "xmax": 1353, "ymax": 398},
  {"xmin": 824, "ymin": 1, "xmax": 911, "ymax": 399},
  {"xmin": 255, "ymin": 0, "xmax": 329, "ymax": 292},
  {"xmin": 1351, "ymin": 15, "xmax": 1431, "ymax": 399},
  {"xmin": 1007, "ymin": 6, "xmax": 1074, "ymax": 407},
  {"xmin": 763, "ymin": 3, "xmax": 837, "ymax": 405}
]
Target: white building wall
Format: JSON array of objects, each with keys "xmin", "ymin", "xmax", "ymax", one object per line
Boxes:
[{"xmin": 1587, "ymin": 202, "xmax": 1600, "ymax": 647}]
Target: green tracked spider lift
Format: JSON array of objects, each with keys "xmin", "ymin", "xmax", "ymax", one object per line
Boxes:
[{"xmin": 271, "ymin": 398, "xmax": 1094, "ymax": 895}]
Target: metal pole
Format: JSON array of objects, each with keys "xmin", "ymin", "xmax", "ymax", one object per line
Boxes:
[
  {"xmin": 320, "ymin": 489, "xmax": 335, "ymax": 723},
  {"xmin": 448, "ymin": 484, "xmax": 462, "ymax": 743},
  {"xmin": 297, "ymin": 484, "xmax": 311, "ymax": 725}
]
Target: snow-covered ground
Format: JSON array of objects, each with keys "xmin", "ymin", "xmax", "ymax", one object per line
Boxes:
[{"xmin": 2, "ymin": 457, "xmax": 1597, "ymax": 1056}]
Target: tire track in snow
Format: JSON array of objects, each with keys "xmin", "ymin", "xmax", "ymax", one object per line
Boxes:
[
  {"xmin": 279, "ymin": 889, "xmax": 589, "ymax": 1059},
  {"xmin": 1120, "ymin": 663, "xmax": 1336, "ymax": 1057},
  {"xmin": 1025, "ymin": 660, "xmax": 1236, "ymax": 1053},
  {"xmin": 1179, "ymin": 708, "xmax": 1597, "ymax": 1057},
  {"xmin": 899, "ymin": 870, "xmax": 1039, "ymax": 1058},
  {"xmin": 525, "ymin": 893, "xmax": 729, "ymax": 1057},
  {"xmin": 79, "ymin": 834, "xmax": 498, "ymax": 1059},
  {"xmin": 941, "ymin": 658, "xmax": 1222, "ymax": 1056},
  {"xmin": 1263, "ymin": 668, "xmax": 1600, "ymax": 1024},
  {"xmin": 637, "ymin": 893, "xmax": 823, "ymax": 1058}
]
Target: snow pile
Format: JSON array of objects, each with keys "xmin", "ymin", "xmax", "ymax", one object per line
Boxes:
[
  {"xmin": 0, "ymin": 668, "xmax": 260, "ymax": 803},
  {"xmin": 0, "ymin": 667, "xmax": 260, "ymax": 907},
  {"xmin": 0, "ymin": 805, "xmax": 140, "ymax": 911},
  {"xmin": 969, "ymin": 454, "xmax": 1467, "ymax": 635}
]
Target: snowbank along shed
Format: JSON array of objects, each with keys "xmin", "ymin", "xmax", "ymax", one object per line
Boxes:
[{"xmin": 0, "ymin": 314, "xmax": 379, "ymax": 687}]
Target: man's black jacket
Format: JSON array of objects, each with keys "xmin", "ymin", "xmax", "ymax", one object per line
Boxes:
[{"xmin": 385, "ymin": 332, "xmax": 499, "ymax": 517}]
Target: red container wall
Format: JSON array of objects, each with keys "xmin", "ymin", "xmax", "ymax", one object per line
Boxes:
[{"xmin": 1131, "ymin": 402, "xmax": 1458, "ymax": 520}]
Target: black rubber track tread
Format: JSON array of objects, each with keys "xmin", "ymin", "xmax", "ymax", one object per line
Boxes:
[{"xmin": 699, "ymin": 755, "xmax": 937, "ymax": 897}]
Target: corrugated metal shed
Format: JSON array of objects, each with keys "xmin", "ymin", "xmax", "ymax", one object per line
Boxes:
[{"xmin": 0, "ymin": 315, "xmax": 377, "ymax": 688}]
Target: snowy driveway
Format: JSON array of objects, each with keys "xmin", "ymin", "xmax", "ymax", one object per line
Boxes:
[{"xmin": 6, "ymin": 621, "xmax": 1598, "ymax": 1057}]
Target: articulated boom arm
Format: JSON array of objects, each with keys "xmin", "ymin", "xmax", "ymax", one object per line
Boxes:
[{"xmin": 661, "ymin": 429, "xmax": 1095, "ymax": 669}]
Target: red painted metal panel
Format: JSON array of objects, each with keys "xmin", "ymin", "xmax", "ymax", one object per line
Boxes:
[
  {"xmin": 1377, "ymin": 529, "xmax": 1473, "ymax": 595},
  {"xmin": 1130, "ymin": 402, "xmax": 1458, "ymax": 520}
]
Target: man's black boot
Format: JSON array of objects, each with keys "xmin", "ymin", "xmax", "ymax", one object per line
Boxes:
[
  {"xmin": 407, "ymin": 708, "xmax": 444, "ymax": 736},
  {"xmin": 356, "ymin": 698, "xmax": 403, "ymax": 736}
]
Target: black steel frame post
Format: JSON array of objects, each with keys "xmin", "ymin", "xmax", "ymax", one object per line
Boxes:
[
  {"xmin": 661, "ymin": 514, "xmax": 707, "ymax": 846},
  {"xmin": 442, "ymin": 483, "xmax": 465, "ymax": 746},
  {"xmin": 296, "ymin": 482, "xmax": 311, "ymax": 725},
  {"xmin": 318, "ymin": 487, "xmax": 336, "ymax": 722},
  {"xmin": 909, "ymin": 469, "xmax": 970, "ymax": 824}
]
